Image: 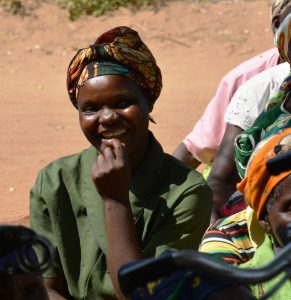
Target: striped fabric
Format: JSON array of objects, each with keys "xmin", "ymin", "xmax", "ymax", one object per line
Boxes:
[{"xmin": 199, "ymin": 209, "xmax": 255, "ymax": 265}]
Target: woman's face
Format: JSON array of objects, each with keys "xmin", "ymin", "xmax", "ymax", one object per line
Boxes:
[
  {"xmin": 266, "ymin": 175, "xmax": 291, "ymax": 247},
  {"xmin": 77, "ymin": 75, "xmax": 151, "ymax": 160}
]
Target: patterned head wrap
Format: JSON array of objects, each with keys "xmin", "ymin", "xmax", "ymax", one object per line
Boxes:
[
  {"xmin": 264, "ymin": 11, "xmax": 291, "ymax": 111},
  {"xmin": 271, "ymin": 0, "xmax": 291, "ymax": 32},
  {"xmin": 237, "ymin": 128, "xmax": 291, "ymax": 219},
  {"xmin": 274, "ymin": 11, "xmax": 291, "ymax": 64},
  {"xmin": 67, "ymin": 26, "xmax": 162, "ymax": 108}
]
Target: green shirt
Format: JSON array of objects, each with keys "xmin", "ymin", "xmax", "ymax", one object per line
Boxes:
[
  {"xmin": 240, "ymin": 234, "xmax": 291, "ymax": 299},
  {"xmin": 30, "ymin": 133, "xmax": 212, "ymax": 299}
]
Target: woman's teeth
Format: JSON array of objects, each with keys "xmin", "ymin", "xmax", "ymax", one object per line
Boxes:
[{"xmin": 102, "ymin": 129, "xmax": 128, "ymax": 138}]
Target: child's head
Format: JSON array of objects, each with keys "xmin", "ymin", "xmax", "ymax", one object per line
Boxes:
[{"xmin": 0, "ymin": 225, "xmax": 53, "ymax": 300}]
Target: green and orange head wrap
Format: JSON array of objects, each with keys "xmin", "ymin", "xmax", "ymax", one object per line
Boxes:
[
  {"xmin": 67, "ymin": 26, "xmax": 162, "ymax": 108},
  {"xmin": 237, "ymin": 128, "xmax": 291, "ymax": 220}
]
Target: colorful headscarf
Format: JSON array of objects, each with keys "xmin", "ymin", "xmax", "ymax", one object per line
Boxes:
[
  {"xmin": 237, "ymin": 128, "xmax": 291, "ymax": 219},
  {"xmin": 271, "ymin": 0, "xmax": 291, "ymax": 33},
  {"xmin": 274, "ymin": 11, "xmax": 291, "ymax": 64},
  {"xmin": 67, "ymin": 26, "xmax": 162, "ymax": 108},
  {"xmin": 264, "ymin": 11, "xmax": 291, "ymax": 111}
]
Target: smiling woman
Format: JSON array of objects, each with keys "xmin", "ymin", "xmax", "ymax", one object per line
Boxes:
[{"xmin": 29, "ymin": 26, "xmax": 213, "ymax": 300}]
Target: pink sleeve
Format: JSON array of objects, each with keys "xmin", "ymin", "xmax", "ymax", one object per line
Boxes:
[
  {"xmin": 183, "ymin": 48, "xmax": 280, "ymax": 164},
  {"xmin": 183, "ymin": 79, "xmax": 230, "ymax": 164}
]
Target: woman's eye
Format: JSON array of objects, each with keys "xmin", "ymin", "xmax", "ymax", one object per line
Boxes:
[
  {"xmin": 115, "ymin": 100, "xmax": 132, "ymax": 109},
  {"xmin": 82, "ymin": 105, "xmax": 98, "ymax": 114}
]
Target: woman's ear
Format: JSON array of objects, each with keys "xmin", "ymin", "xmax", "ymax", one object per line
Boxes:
[
  {"xmin": 259, "ymin": 217, "xmax": 272, "ymax": 235},
  {"xmin": 148, "ymin": 99, "xmax": 154, "ymax": 113}
]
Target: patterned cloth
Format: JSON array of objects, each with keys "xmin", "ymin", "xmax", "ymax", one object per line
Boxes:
[
  {"xmin": 237, "ymin": 128, "xmax": 291, "ymax": 219},
  {"xmin": 122, "ymin": 251, "xmax": 235, "ymax": 300},
  {"xmin": 271, "ymin": 0, "xmax": 291, "ymax": 33},
  {"xmin": 266, "ymin": 12, "xmax": 291, "ymax": 110},
  {"xmin": 129, "ymin": 270, "xmax": 234, "ymax": 300},
  {"xmin": 67, "ymin": 26, "xmax": 162, "ymax": 108},
  {"xmin": 225, "ymin": 62, "xmax": 289, "ymax": 131},
  {"xmin": 234, "ymin": 104, "xmax": 291, "ymax": 178},
  {"xmin": 274, "ymin": 12, "xmax": 291, "ymax": 64},
  {"xmin": 199, "ymin": 207, "xmax": 263, "ymax": 265}
]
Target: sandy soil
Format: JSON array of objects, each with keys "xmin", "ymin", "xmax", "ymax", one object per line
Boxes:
[{"xmin": 0, "ymin": 0, "xmax": 274, "ymax": 225}]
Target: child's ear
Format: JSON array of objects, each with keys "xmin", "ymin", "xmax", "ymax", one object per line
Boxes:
[{"xmin": 259, "ymin": 217, "xmax": 272, "ymax": 235}]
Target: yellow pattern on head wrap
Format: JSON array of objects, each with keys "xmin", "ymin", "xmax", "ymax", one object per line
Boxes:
[{"xmin": 67, "ymin": 26, "xmax": 162, "ymax": 108}]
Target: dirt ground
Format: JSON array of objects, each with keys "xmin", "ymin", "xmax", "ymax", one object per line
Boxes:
[{"xmin": 0, "ymin": 0, "xmax": 274, "ymax": 225}]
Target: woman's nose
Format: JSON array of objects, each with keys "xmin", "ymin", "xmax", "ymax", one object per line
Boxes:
[{"xmin": 99, "ymin": 107, "xmax": 117, "ymax": 123}]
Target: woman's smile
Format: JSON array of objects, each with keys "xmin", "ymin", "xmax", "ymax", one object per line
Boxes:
[
  {"xmin": 100, "ymin": 128, "xmax": 130, "ymax": 139},
  {"xmin": 98, "ymin": 128, "xmax": 132, "ymax": 150}
]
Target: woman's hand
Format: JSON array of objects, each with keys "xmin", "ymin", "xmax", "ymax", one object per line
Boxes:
[{"xmin": 92, "ymin": 139, "xmax": 131, "ymax": 202}]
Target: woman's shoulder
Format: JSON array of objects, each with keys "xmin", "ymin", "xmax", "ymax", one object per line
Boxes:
[
  {"xmin": 39, "ymin": 147, "xmax": 93, "ymax": 175},
  {"xmin": 162, "ymin": 153, "xmax": 209, "ymax": 187}
]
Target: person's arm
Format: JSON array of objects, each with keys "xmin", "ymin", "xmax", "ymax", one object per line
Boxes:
[
  {"xmin": 103, "ymin": 199, "xmax": 143, "ymax": 300},
  {"xmin": 207, "ymin": 124, "xmax": 242, "ymax": 219},
  {"xmin": 92, "ymin": 140, "xmax": 143, "ymax": 300},
  {"xmin": 199, "ymin": 219, "xmax": 246, "ymax": 265},
  {"xmin": 174, "ymin": 77, "xmax": 235, "ymax": 167},
  {"xmin": 44, "ymin": 278, "xmax": 70, "ymax": 300},
  {"xmin": 172, "ymin": 142, "xmax": 201, "ymax": 168}
]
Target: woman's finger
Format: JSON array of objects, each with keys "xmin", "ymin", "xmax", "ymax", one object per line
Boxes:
[
  {"xmin": 112, "ymin": 140, "xmax": 127, "ymax": 163},
  {"xmin": 103, "ymin": 145, "xmax": 116, "ymax": 162}
]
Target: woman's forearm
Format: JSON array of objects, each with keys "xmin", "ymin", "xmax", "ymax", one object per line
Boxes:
[{"xmin": 104, "ymin": 199, "xmax": 143, "ymax": 299}]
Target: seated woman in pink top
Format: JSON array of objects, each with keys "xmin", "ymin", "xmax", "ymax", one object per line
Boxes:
[{"xmin": 173, "ymin": 0, "xmax": 284, "ymax": 169}]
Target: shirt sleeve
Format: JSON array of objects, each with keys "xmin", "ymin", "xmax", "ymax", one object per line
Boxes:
[
  {"xmin": 199, "ymin": 222, "xmax": 244, "ymax": 265},
  {"xmin": 224, "ymin": 82, "xmax": 264, "ymax": 130},
  {"xmin": 143, "ymin": 183, "xmax": 213, "ymax": 257},
  {"xmin": 183, "ymin": 49, "xmax": 280, "ymax": 163},
  {"xmin": 29, "ymin": 170, "xmax": 64, "ymax": 279},
  {"xmin": 225, "ymin": 63, "xmax": 289, "ymax": 130}
]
